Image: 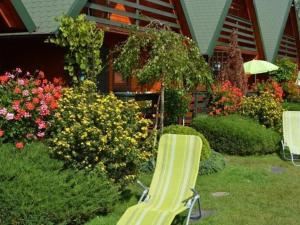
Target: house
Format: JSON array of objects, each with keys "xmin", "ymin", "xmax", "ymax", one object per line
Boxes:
[{"xmin": 0, "ymin": 0, "xmax": 299, "ymax": 92}]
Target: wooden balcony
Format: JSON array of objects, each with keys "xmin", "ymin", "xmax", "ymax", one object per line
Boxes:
[{"xmin": 83, "ymin": 0, "xmax": 181, "ymax": 32}]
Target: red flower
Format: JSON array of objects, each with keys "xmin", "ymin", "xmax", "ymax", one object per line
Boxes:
[
  {"xmin": 42, "ymin": 79, "xmax": 48, "ymax": 84},
  {"xmin": 54, "ymin": 92, "xmax": 62, "ymax": 100},
  {"xmin": 53, "ymin": 77, "xmax": 63, "ymax": 85},
  {"xmin": 32, "ymin": 97, "xmax": 40, "ymax": 104},
  {"xmin": 15, "ymin": 142, "xmax": 24, "ymax": 149},
  {"xmin": 0, "ymin": 130, "xmax": 4, "ymax": 137},
  {"xmin": 34, "ymin": 79, "xmax": 41, "ymax": 86},
  {"xmin": 25, "ymin": 102, "xmax": 35, "ymax": 111},
  {"xmin": 38, "ymin": 71, "xmax": 45, "ymax": 79},
  {"xmin": 50, "ymin": 101, "xmax": 58, "ymax": 110},
  {"xmin": 14, "ymin": 87, "xmax": 22, "ymax": 94},
  {"xmin": 0, "ymin": 75, "xmax": 9, "ymax": 84}
]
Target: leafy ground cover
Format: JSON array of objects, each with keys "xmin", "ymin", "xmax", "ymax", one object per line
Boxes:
[{"xmin": 87, "ymin": 154, "xmax": 300, "ymax": 225}]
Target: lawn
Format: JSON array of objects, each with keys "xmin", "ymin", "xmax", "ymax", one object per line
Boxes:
[{"xmin": 87, "ymin": 154, "xmax": 300, "ymax": 225}]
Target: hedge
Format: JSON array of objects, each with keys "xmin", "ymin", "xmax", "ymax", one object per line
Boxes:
[{"xmin": 191, "ymin": 114, "xmax": 281, "ymax": 155}]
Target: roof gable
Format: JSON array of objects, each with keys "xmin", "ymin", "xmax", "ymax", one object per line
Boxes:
[
  {"xmin": 254, "ymin": 0, "xmax": 293, "ymax": 62},
  {"xmin": 17, "ymin": 0, "xmax": 87, "ymax": 34},
  {"xmin": 180, "ymin": 0, "xmax": 232, "ymax": 56}
]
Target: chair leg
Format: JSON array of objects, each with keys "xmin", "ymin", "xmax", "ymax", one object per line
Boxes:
[
  {"xmin": 291, "ymin": 154, "xmax": 300, "ymax": 167},
  {"xmin": 185, "ymin": 196, "xmax": 201, "ymax": 225}
]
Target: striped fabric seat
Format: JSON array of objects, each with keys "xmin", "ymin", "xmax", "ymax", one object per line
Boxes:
[
  {"xmin": 282, "ymin": 111, "xmax": 300, "ymax": 166},
  {"xmin": 117, "ymin": 134, "xmax": 202, "ymax": 225}
]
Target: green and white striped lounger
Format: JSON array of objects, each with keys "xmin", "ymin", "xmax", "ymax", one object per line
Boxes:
[
  {"xmin": 282, "ymin": 111, "xmax": 300, "ymax": 166},
  {"xmin": 117, "ymin": 134, "xmax": 203, "ymax": 225}
]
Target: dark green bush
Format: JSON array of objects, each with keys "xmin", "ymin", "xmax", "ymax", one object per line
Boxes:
[
  {"xmin": 191, "ymin": 114, "xmax": 281, "ymax": 155},
  {"xmin": 164, "ymin": 89, "xmax": 190, "ymax": 126},
  {"xmin": 0, "ymin": 143, "xmax": 119, "ymax": 225},
  {"xmin": 163, "ymin": 125, "xmax": 211, "ymax": 161},
  {"xmin": 282, "ymin": 102, "xmax": 300, "ymax": 111},
  {"xmin": 199, "ymin": 151, "xmax": 226, "ymax": 175}
]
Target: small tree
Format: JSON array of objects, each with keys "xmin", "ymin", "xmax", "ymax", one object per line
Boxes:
[
  {"xmin": 114, "ymin": 23, "xmax": 212, "ymax": 132},
  {"xmin": 48, "ymin": 15, "xmax": 104, "ymax": 84},
  {"xmin": 220, "ymin": 30, "xmax": 247, "ymax": 93}
]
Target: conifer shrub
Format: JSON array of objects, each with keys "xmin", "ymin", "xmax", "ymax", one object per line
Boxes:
[{"xmin": 0, "ymin": 143, "xmax": 119, "ymax": 225}]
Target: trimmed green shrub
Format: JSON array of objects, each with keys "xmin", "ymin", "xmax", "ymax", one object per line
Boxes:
[
  {"xmin": 0, "ymin": 143, "xmax": 119, "ymax": 225},
  {"xmin": 199, "ymin": 151, "xmax": 226, "ymax": 175},
  {"xmin": 163, "ymin": 125, "xmax": 211, "ymax": 161},
  {"xmin": 282, "ymin": 102, "xmax": 300, "ymax": 111},
  {"xmin": 191, "ymin": 114, "xmax": 281, "ymax": 155}
]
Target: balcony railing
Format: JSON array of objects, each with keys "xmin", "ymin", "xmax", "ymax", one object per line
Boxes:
[{"xmin": 83, "ymin": 0, "xmax": 181, "ymax": 31}]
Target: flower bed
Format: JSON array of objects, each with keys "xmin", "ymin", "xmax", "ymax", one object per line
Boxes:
[{"xmin": 0, "ymin": 69, "xmax": 62, "ymax": 148}]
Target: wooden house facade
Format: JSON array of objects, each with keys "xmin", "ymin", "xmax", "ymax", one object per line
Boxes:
[{"xmin": 0, "ymin": 0, "xmax": 300, "ymax": 92}]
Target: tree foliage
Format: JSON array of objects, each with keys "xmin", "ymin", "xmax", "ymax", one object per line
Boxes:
[
  {"xmin": 48, "ymin": 15, "xmax": 104, "ymax": 84},
  {"xmin": 274, "ymin": 57, "xmax": 297, "ymax": 82},
  {"xmin": 114, "ymin": 24, "xmax": 212, "ymax": 90},
  {"xmin": 113, "ymin": 23, "xmax": 212, "ymax": 130},
  {"xmin": 220, "ymin": 30, "xmax": 247, "ymax": 93}
]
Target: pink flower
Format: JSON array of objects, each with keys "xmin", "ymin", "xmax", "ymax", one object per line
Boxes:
[
  {"xmin": 17, "ymin": 79, "xmax": 25, "ymax": 86},
  {"xmin": 37, "ymin": 132, "xmax": 45, "ymax": 138},
  {"xmin": 22, "ymin": 90, "xmax": 30, "ymax": 96},
  {"xmin": 6, "ymin": 113, "xmax": 14, "ymax": 120},
  {"xmin": 0, "ymin": 108, "xmax": 7, "ymax": 115},
  {"xmin": 39, "ymin": 104, "xmax": 50, "ymax": 116},
  {"xmin": 24, "ymin": 112, "xmax": 31, "ymax": 118},
  {"xmin": 12, "ymin": 100, "xmax": 21, "ymax": 110},
  {"xmin": 0, "ymin": 130, "xmax": 4, "ymax": 137},
  {"xmin": 7, "ymin": 72, "xmax": 15, "ymax": 79},
  {"xmin": 26, "ymin": 133, "xmax": 35, "ymax": 139},
  {"xmin": 16, "ymin": 68, "xmax": 22, "ymax": 73},
  {"xmin": 38, "ymin": 120, "xmax": 47, "ymax": 129}
]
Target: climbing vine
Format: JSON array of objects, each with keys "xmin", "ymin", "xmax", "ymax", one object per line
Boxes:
[
  {"xmin": 48, "ymin": 15, "xmax": 104, "ymax": 84},
  {"xmin": 114, "ymin": 23, "xmax": 212, "ymax": 131}
]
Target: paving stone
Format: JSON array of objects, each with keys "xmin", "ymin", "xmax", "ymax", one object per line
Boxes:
[
  {"xmin": 190, "ymin": 209, "xmax": 216, "ymax": 223},
  {"xmin": 211, "ymin": 192, "xmax": 230, "ymax": 197},
  {"xmin": 271, "ymin": 166, "xmax": 286, "ymax": 174}
]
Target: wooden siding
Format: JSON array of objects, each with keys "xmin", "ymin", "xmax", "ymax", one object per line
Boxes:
[
  {"xmin": 278, "ymin": 6, "xmax": 300, "ymax": 65},
  {"xmin": 0, "ymin": 0, "xmax": 26, "ymax": 32}
]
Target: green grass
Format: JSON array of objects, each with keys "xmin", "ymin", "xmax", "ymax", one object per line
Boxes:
[
  {"xmin": 86, "ymin": 154, "xmax": 300, "ymax": 225},
  {"xmin": 282, "ymin": 101, "xmax": 300, "ymax": 111}
]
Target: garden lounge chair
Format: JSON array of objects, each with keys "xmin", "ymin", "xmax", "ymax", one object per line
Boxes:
[
  {"xmin": 282, "ymin": 111, "xmax": 300, "ymax": 166},
  {"xmin": 117, "ymin": 134, "xmax": 203, "ymax": 225}
]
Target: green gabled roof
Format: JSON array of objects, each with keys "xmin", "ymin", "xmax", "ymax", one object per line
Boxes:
[
  {"xmin": 1, "ymin": 0, "xmax": 88, "ymax": 36},
  {"xmin": 254, "ymin": 0, "xmax": 293, "ymax": 62},
  {"xmin": 20, "ymin": 0, "xmax": 87, "ymax": 34},
  {"xmin": 180, "ymin": 0, "xmax": 232, "ymax": 56},
  {"xmin": 11, "ymin": 0, "xmax": 36, "ymax": 32}
]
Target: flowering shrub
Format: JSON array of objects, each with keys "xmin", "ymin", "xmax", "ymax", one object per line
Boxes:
[
  {"xmin": 209, "ymin": 81, "xmax": 243, "ymax": 115},
  {"xmin": 48, "ymin": 80, "xmax": 153, "ymax": 186},
  {"xmin": 241, "ymin": 92, "xmax": 284, "ymax": 129},
  {"xmin": 251, "ymin": 79, "xmax": 284, "ymax": 101},
  {"xmin": 282, "ymin": 71, "xmax": 300, "ymax": 102},
  {"xmin": 284, "ymin": 80, "xmax": 300, "ymax": 102},
  {"xmin": 0, "ymin": 69, "xmax": 62, "ymax": 148}
]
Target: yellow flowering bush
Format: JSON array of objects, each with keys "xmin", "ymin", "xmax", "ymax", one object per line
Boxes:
[
  {"xmin": 241, "ymin": 92, "xmax": 284, "ymax": 130},
  {"xmin": 48, "ymin": 80, "xmax": 153, "ymax": 186}
]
